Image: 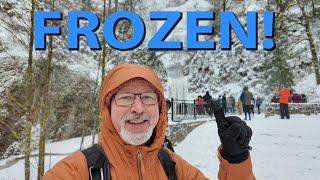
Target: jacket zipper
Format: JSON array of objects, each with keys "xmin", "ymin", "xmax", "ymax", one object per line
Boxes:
[{"xmin": 136, "ymin": 149, "xmax": 143, "ymax": 180}]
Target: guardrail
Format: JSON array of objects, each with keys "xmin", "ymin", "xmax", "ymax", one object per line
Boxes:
[{"xmin": 168, "ymin": 98, "xmax": 211, "ymax": 122}]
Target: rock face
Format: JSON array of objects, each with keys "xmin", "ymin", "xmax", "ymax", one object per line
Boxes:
[{"xmin": 265, "ymin": 103, "xmax": 320, "ymax": 117}]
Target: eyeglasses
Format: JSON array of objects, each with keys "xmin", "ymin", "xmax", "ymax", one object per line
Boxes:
[{"xmin": 113, "ymin": 92, "xmax": 158, "ymax": 106}]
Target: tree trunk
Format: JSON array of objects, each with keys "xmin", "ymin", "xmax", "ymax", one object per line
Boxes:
[
  {"xmin": 37, "ymin": 35, "xmax": 53, "ymax": 180},
  {"xmin": 130, "ymin": 0, "xmax": 134, "ymax": 11},
  {"xmin": 297, "ymin": 0, "xmax": 320, "ymax": 84},
  {"xmin": 222, "ymin": 0, "xmax": 226, "ymax": 10},
  {"xmin": 91, "ymin": 62, "xmax": 100, "ymax": 145},
  {"xmin": 311, "ymin": 0, "xmax": 316, "ymax": 16},
  {"xmin": 100, "ymin": 0, "xmax": 109, "ymax": 81},
  {"xmin": 37, "ymin": 38, "xmax": 53, "ymax": 179},
  {"xmin": 80, "ymin": 131, "xmax": 85, "ymax": 150},
  {"xmin": 115, "ymin": 0, "xmax": 118, "ymax": 11},
  {"xmin": 24, "ymin": 0, "xmax": 36, "ymax": 179},
  {"xmin": 91, "ymin": 110, "xmax": 97, "ymax": 145},
  {"xmin": 92, "ymin": 0, "xmax": 110, "ymax": 145},
  {"xmin": 24, "ymin": 122, "xmax": 32, "ymax": 180},
  {"xmin": 79, "ymin": 111, "xmax": 85, "ymax": 150},
  {"xmin": 213, "ymin": 0, "xmax": 221, "ymax": 37},
  {"xmin": 37, "ymin": 1, "xmax": 54, "ymax": 178}
]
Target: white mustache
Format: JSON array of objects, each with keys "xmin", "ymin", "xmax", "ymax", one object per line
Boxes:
[{"xmin": 121, "ymin": 113, "xmax": 151, "ymax": 122}]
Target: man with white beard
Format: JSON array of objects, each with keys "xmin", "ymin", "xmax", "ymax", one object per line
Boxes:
[
  {"xmin": 107, "ymin": 78, "xmax": 160, "ymax": 146},
  {"xmin": 43, "ymin": 63, "xmax": 255, "ymax": 180}
]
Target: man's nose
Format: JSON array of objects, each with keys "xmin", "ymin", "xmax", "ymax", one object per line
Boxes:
[{"xmin": 130, "ymin": 95, "xmax": 144, "ymax": 113}]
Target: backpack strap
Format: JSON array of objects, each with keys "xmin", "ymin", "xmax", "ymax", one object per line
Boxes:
[
  {"xmin": 82, "ymin": 144, "xmax": 110, "ymax": 180},
  {"xmin": 82, "ymin": 145, "xmax": 176, "ymax": 180},
  {"xmin": 158, "ymin": 148, "xmax": 177, "ymax": 180}
]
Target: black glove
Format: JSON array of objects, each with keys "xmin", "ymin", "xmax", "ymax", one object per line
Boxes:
[{"xmin": 212, "ymin": 100, "xmax": 252, "ymax": 163}]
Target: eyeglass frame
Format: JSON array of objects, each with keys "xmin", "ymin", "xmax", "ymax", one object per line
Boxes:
[{"xmin": 112, "ymin": 92, "xmax": 159, "ymax": 106}]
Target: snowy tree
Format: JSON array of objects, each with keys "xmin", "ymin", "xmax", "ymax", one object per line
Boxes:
[{"xmin": 295, "ymin": 0, "xmax": 320, "ymax": 84}]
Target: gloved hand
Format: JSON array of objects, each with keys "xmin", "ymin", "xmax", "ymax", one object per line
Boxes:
[{"xmin": 211, "ymin": 100, "xmax": 252, "ymax": 163}]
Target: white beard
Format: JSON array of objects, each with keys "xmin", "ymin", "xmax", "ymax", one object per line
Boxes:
[{"xmin": 119, "ymin": 122, "xmax": 155, "ymax": 145}]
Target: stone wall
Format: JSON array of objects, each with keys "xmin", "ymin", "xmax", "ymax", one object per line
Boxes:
[
  {"xmin": 167, "ymin": 120, "xmax": 208, "ymax": 144},
  {"xmin": 265, "ymin": 103, "xmax": 320, "ymax": 117}
]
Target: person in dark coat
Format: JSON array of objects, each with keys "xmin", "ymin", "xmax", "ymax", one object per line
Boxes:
[
  {"xmin": 301, "ymin": 94, "xmax": 307, "ymax": 103},
  {"xmin": 250, "ymin": 97, "xmax": 255, "ymax": 117},
  {"xmin": 256, "ymin": 97, "xmax": 263, "ymax": 114},
  {"xmin": 228, "ymin": 95, "xmax": 236, "ymax": 113},
  {"xmin": 203, "ymin": 91, "xmax": 213, "ymax": 116},
  {"xmin": 166, "ymin": 98, "xmax": 172, "ymax": 110},
  {"xmin": 222, "ymin": 93, "xmax": 227, "ymax": 114},
  {"xmin": 271, "ymin": 94, "xmax": 279, "ymax": 103},
  {"xmin": 164, "ymin": 98, "xmax": 174, "ymax": 152},
  {"xmin": 240, "ymin": 86, "xmax": 253, "ymax": 120},
  {"xmin": 291, "ymin": 93, "xmax": 302, "ymax": 103}
]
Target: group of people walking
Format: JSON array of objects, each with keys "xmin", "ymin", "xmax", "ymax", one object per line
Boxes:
[
  {"xmin": 195, "ymin": 86, "xmax": 264, "ymax": 121},
  {"xmin": 195, "ymin": 84, "xmax": 297, "ymax": 120},
  {"xmin": 195, "ymin": 91, "xmax": 214, "ymax": 116}
]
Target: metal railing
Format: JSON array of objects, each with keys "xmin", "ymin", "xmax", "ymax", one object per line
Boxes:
[{"xmin": 168, "ymin": 98, "xmax": 211, "ymax": 122}]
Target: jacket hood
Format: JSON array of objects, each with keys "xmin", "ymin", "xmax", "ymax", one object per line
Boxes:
[{"xmin": 98, "ymin": 63, "xmax": 167, "ymax": 165}]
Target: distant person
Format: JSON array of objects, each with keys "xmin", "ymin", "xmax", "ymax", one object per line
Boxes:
[
  {"xmin": 250, "ymin": 97, "xmax": 255, "ymax": 118},
  {"xmin": 195, "ymin": 95, "xmax": 204, "ymax": 115},
  {"xmin": 291, "ymin": 93, "xmax": 302, "ymax": 103},
  {"xmin": 203, "ymin": 91, "xmax": 213, "ymax": 116},
  {"xmin": 166, "ymin": 98, "xmax": 172, "ymax": 111},
  {"xmin": 256, "ymin": 97, "xmax": 263, "ymax": 114},
  {"xmin": 271, "ymin": 94, "xmax": 279, "ymax": 103},
  {"xmin": 228, "ymin": 95, "xmax": 236, "ymax": 113},
  {"xmin": 164, "ymin": 98, "xmax": 174, "ymax": 152},
  {"xmin": 222, "ymin": 93, "xmax": 227, "ymax": 114},
  {"xmin": 301, "ymin": 94, "xmax": 307, "ymax": 103},
  {"xmin": 237, "ymin": 97, "xmax": 243, "ymax": 115},
  {"xmin": 240, "ymin": 86, "xmax": 253, "ymax": 120},
  {"xmin": 278, "ymin": 86, "xmax": 291, "ymax": 119}
]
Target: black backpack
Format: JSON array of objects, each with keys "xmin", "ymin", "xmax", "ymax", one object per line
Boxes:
[{"xmin": 82, "ymin": 144, "xmax": 177, "ymax": 180}]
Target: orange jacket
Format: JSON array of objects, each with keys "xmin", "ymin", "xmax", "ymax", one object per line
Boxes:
[
  {"xmin": 43, "ymin": 64, "xmax": 255, "ymax": 180},
  {"xmin": 278, "ymin": 88, "xmax": 291, "ymax": 104}
]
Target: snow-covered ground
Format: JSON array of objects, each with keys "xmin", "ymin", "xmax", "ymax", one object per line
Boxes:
[
  {"xmin": 177, "ymin": 113, "xmax": 320, "ymax": 180},
  {"xmin": 0, "ymin": 113, "xmax": 320, "ymax": 180}
]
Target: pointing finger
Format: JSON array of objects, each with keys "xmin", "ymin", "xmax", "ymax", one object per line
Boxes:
[{"xmin": 212, "ymin": 100, "xmax": 229, "ymax": 132}]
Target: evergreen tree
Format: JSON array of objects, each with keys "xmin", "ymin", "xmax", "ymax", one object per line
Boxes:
[
  {"xmin": 263, "ymin": 48, "xmax": 294, "ymax": 89},
  {"xmin": 263, "ymin": 0, "xmax": 295, "ymax": 91}
]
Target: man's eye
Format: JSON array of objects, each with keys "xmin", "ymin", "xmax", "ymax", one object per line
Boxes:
[
  {"xmin": 120, "ymin": 96, "xmax": 133, "ymax": 100},
  {"xmin": 142, "ymin": 95, "xmax": 154, "ymax": 100}
]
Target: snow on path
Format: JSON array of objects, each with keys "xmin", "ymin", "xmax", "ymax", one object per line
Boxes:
[{"xmin": 176, "ymin": 113, "xmax": 320, "ymax": 180}]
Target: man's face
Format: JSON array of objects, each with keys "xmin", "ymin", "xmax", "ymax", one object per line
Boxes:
[{"xmin": 110, "ymin": 79, "xmax": 160, "ymax": 145}]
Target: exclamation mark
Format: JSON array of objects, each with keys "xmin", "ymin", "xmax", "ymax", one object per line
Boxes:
[{"xmin": 263, "ymin": 11, "xmax": 275, "ymax": 50}]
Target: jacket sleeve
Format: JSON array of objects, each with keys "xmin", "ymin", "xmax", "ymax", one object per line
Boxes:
[
  {"xmin": 217, "ymin": 148, "xmax": 256, "ymax": 180},
  {"xmin": 169, "ymin": 150, "xmax": 209, "ymax": 180},
  {"xmin": 169, "ymin": 147, "xmax": 255, "ymax": 180},
  {"xmin": 42, "ymin": 151, "xmax": 89, "ymax": 180}
]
